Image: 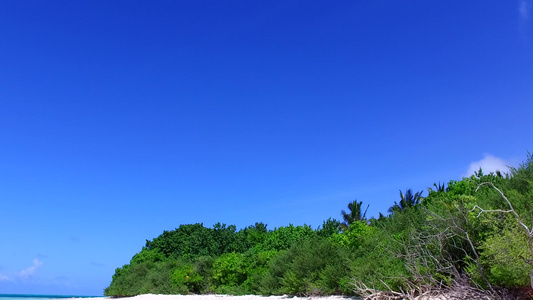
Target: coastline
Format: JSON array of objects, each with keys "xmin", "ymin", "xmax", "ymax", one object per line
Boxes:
[
  {"xmin": 78, "ymin": 291, "xmax": 505, "ymax": 300},
  {"xmin": 81, "ymin": 295, "xmax": 356, "ymax": 300}
]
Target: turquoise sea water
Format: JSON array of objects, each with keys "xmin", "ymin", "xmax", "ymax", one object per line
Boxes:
[{"xmin": 0, "ymin": 295, "xmax": 104, "ymax": 300}]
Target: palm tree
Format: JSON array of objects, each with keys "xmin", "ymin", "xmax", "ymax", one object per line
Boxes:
[
  {"xmin": 388, "ymin": 189, "xmax": 423, "ymax": 213},
  {"xmin": 433, "ymin": 182, "xmax": 447, "ymax": 192},
  {"xmin": 340, "ymin": 200, "xmax": 369, "ymax": 230}
]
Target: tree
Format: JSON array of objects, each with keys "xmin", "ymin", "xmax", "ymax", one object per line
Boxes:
[
  {"xmin": 429, "ymin": 182, "xmax": 448, "ymax": 193},
  {"xmin": 340, "ymin": 200, "xmax": 368, "ymax": 230},
  {"xmin": 244, "ymin": 222, "xmax": 269, "ymax": 248},
  {"xmin": 317, "ymin": 218, "xmax": 341, "ymax": 237},
  {"xmin": 388, "ymin": 189, "xmax": 423, "ymax": 213}
]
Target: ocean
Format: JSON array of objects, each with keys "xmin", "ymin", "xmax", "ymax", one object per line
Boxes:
[{"xmin": 0, "ymin": 295, "xmax": 104, "ymax": 300}]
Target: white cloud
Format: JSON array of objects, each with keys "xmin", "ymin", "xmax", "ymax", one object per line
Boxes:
[
  {"xmin": 520, "ymin": 0, "xmax": 532, "ymax": 20},
  {"xmin": 0, "ymin": 259, "xmax": 44, "ymax": 281},
  {"xmin": 18, "ymin": 259, "xmax": 43, "ymax": 279},
  {"xmin": 463, "ymin": 154, "xmax": 510, "ymax": 177}
]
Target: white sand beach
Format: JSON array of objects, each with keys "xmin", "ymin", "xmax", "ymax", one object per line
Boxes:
[
  {"xmin": 83, "ymin": 292, "xmax": 500, "ymax": 300},
  {"xmin": 87, "ymin": 295, "xmax": 355, "ymax": 300}
]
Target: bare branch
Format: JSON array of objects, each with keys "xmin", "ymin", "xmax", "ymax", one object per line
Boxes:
[
  {"xmin": 476, "ymin": 182, "xmax": 532, "ymax": 235},
  {"xmin": 470, "ymin": 205, "xmax": 513, "ymax": 218}
]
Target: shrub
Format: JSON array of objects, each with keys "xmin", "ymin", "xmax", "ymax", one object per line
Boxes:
[
  {"xmin": 172, "ymin": 264, "xmax": 204, "ymax": 293},
  {"xmin": 212, "ymin": 252, "xmax": 249, "ymax": 287}
]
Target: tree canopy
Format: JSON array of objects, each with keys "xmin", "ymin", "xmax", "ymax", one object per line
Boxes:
[{"xmin": 105, "ymin": 153, "xmax": 533, "ymax": 299}]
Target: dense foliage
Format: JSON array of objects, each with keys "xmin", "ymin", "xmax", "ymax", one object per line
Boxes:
[{"xmin": 105, "ymin": 153, "xmax": 533, "ymax": 297}]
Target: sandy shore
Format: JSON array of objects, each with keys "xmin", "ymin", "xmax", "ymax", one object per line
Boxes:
[
  {"xmin": 87, "ymin": 295, "xmax": 355, "ymax": 300},
  {"xmin": 82, "ymin": 292, "xmax": 498, "ymax": 300}
]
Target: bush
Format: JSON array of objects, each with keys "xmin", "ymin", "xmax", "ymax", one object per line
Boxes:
[
  {"xmin": 263, "ymin": 236, "xmax": 351, "ymax": 295},
  {"xmin": 477, "ymin": 221, "xmax": 532, "ymax": 287},
  {"xmin": 104, "ymin": 260, "xmax": 183, "ymax": 296},
  {"xmin": 212, "ymin": 252, "xmax": 249, "ymax": 287},
  {"xmin": 171, "ymin": 264, "xmax": 204, "ymax": 293}
]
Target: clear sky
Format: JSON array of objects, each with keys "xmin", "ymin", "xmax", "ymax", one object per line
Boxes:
[{"xmin": 0, "ymin": 0, "xmax": 532, "ymax": 296}]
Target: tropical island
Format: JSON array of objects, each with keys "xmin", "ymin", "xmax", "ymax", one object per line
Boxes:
[{"xmin": 104, "ymin": 154, "xmax": 533, "ymax": 299}]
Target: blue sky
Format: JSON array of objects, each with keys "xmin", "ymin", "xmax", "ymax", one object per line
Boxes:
[{"xmin": 0, "ymin": 0, "xmax": 532, "ymax": 296}]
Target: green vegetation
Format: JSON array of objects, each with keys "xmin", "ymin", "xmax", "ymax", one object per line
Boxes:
[{"xmin": 105, "ymin": 153, "xmax": 533, "ymax": 298}]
